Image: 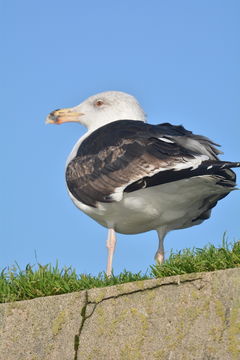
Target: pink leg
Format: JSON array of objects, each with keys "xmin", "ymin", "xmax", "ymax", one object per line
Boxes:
[
  {"xmin": 106, "ymin": 228, "xmax": 117, "ymax": 277},
  {"xmin": 155, "ymin": 228, "xmax": 167, "ymax": 264}
]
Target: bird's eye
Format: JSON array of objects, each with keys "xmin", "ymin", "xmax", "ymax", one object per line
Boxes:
[{"xmin": 95, "ymin": 99, "xmax": 104, "ymax": 107}]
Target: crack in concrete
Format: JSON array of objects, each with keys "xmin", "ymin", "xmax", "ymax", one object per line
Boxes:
[
  {"xmin": 73, "ymin": 276, "xmax": 205, "ymax": 358},
  {"xmin": 73, "ymin": 290, "xmax": 88, "ymax": 360},
  {"xmin": 88, "ymin": 276, "xmax": 204, "ymax": 306},
  {"xmin": 219, "ymin": 306, "xmax": 231, "ymax": 341}
]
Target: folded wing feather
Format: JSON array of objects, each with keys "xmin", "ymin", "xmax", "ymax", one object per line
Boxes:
[{"xmin": 66, "ymin": 120, "xmax": 238, "ymax": 207}]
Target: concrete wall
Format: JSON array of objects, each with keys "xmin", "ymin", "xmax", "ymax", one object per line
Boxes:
[{"xmin": 0, "ymin": 268, "xmax": 240, "ymax": 360}]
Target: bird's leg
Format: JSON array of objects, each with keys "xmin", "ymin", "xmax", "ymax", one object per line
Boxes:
[
  {"xmin": 106, "ymin": 228, "xmax": 117, "ymax": 277},
  {"xmin": 155, "ymin": 228, "xmax": 167, "ymax": 264}
]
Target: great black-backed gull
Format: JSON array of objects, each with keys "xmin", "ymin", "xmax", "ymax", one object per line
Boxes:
[{"xmin": 46, "ymin": 91, "xmax": 239, "ymax": 276}]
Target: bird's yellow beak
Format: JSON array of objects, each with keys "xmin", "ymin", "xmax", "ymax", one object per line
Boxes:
[{"xmin": 45, "ymin": 108, "xmax": 84, "ymax": 125}]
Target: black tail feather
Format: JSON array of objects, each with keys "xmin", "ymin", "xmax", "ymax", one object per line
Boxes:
[{"xmin": 125, "ymin": 160, "xmax": 239, "ymax": 193}]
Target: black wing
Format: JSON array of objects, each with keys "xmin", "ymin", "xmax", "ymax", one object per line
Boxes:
[{"xmin": 66, "ymin": 120, "xmax": 238, "ymax": 207}]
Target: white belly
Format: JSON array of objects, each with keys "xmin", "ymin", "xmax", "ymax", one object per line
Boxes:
[{"xmin": 68, "ymin": 175, "xmax": 232, "ymax": 234}]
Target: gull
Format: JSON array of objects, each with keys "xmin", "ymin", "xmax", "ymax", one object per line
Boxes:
[{"xmin": 46, "ymin": 91, "xmax": 239, "ymax": 276}]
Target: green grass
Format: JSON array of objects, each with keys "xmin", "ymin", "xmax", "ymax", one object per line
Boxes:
[
  {"xmin": 1, "ymin": 239, "xmax": 240, "ymax": 303},
  {"xmin": 0, "ymin": 265, "xmax": 149, "ymax": 303},
  {"xmin": 151, "ymin": 239, "xmax": 240, "ymax": 278}
]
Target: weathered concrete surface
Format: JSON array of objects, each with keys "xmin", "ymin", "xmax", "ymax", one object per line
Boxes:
[
  {"xmin": 0, "ymin": 291, "xmax": 86, "ymax": 360},
  {"xmin": 0, "ymin": 268, "xmax": 240, "ymax": 360}
]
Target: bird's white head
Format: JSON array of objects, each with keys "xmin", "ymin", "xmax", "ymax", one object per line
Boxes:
[{"xmin": 46, "ymin": 91, "xmax": 146, "ymax": 132}]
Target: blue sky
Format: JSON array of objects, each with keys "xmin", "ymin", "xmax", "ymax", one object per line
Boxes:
[{"xmin": 1, "ymin": 1, "xmax": 239, "ymax": 275}]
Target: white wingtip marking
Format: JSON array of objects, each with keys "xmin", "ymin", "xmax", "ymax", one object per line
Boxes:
[{"xmin": 159, "ymin": 137, "xmax": 174, "ymax": 144}]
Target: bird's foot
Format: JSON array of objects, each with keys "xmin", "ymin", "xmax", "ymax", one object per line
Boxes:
[{"xmin": 155, "ymin": 251, "xmax": 164, "ymax": 265}]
